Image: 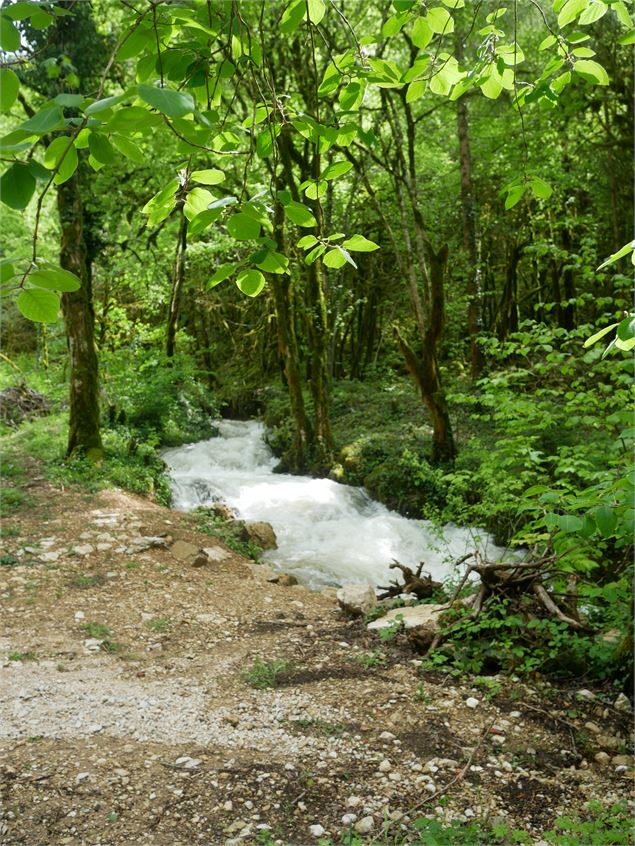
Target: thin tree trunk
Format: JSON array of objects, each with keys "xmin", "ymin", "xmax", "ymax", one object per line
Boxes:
[
  {"xmin": 57, "ymin": 171, "xmax": 102, "ymax": 460},
  {"xmin": 166, "ymin": 207, "xmax": 188, "ymax": 358}
]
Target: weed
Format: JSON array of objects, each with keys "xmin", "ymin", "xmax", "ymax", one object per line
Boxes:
[
  {"xmin": 415, "ymin": 683, "xmax": 430, "ymax": 704},
  {"xmin": 145, "ymin": 616, "xmax": 172, "ymax": 633},
  {"xmin": 190, "ymin": 509, "xmax": 262, "ymax": 561},
  {"xmin": 81, "ymin": 622, "xmax": 112, "ymax": 639},
  {"xmin": 474, "ymin": 675, "xmax": 503, "ymax": 700},
  {"xmin": 69, "ymin": 573, "xmax": 106, "ymax": 589},
  {"xmin": 101, "ymin": 640, "xmax": 123, "ymax": 654},
  {"xmin": 292, "ymin": 718, "xmax": 347, "ymax": 738},
  {"xmin": 0, "ymin": 524, "xmax": 20, "ymax": 538},
  {"xmin": 8, "ymin": 651, "xmax": 36, "ymax": 662},
  {"xmin": 125, "ymin": 560, "xmax": 140, "ymax": 570},
  {"xmin": 377, "ymin": 614, "xmax": 403, "ymax": 642},
  {"xmin": 0, "ymin": 553, "xmax": 20, "ymax": 567},
  {"xmin": 0, "ymin": 488, "xmax": 32, "ymax": 516},
  {"xmin": 243, "ymin": 657, "xmax": 290, "ymax": 689},
  {"xmin": 358, "ymin": 649, "xmax": 386, "ymax": 670}
]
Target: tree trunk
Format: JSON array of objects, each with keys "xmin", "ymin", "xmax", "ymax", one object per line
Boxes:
[
  {"xmin": 57, "ymin": 171, "xmax": 102, "ymax": 460},
  {"xmin": 166, "ymin": 206, "xmax": 188, "ymax": 358},
  {"xmin": 456, "ymin": 94, "xmax": 483, "ymax": 378}
]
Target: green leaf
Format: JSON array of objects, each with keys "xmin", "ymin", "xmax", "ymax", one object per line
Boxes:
[
  {"xmin": 297, "ymin": 235, "xmax": 319, "ymax": 249},
  {"xmin": 573, "ymin": 59, "xmax": 609, "ymax": 85},
  {"xmin": 578, "ymin": 0, "xmax": 608, "ymax": 24},
  {"xmin": 208, "ymin": 263, "xmax": 237, "ymax": 287},
  {"xmin": 184, "ymin": 187, "xmax": 214, "ymax": 221},
  {"xmin": 188, "ymin": 207, "xmax": 222, "ymax": 236},
  {"xmin": 480, "ymin": 72, "xmax": 503, "ymax": 99},
  {"xmin": 557, "ymin": 514, "xmax": 584, "ymax": 534},
  {"xmin": 54, "ymin": 93, "xmax": 85, "ymax": 108},
  {"xmin": 0, "ymin": 15, "xmax": 20, "ymax": 51},
  {"xmin": 85, "ymin": 93, "xmax": 128, "ymax": 115},
  {"xmin": 256, "ymin": 251, "xmax": 289, "ymax": 274},
  {"xmin": 426, "ymin": 7, "xmax": 454, "ymax": 34},
  {"xmin": 596, "ymin": 240, "xmax": 634, "ymax": 270},
  {"xmin": 17, "ymin": 288, "xmax": 60, "ymax": 322},
  {"xmin": 504, "ymin": 184, "xmax": 525, "ymax": 209},
  {"xmin": 558, "ymin": 0, "xmax": 587, "ymax": 27},
  {"xmin": 31, "ymin": 10, "xmax": 53, "ymax": 29},
  {"xmin": 284, "ymin": 201, "xmax": 317, "ymax": 227},
  {"xmin": 583, "ymin": 322, "xmax": 618, "ymax": 347},
  {"xmin": 138, "ymin": 84, "xmax": 196, "ymax": 118},
  {"xmin": 236, "ymin": 269, "xmax": 265, "ymax": 297},
  {"xmin": 280, "ymin": 0, "xmax": 307, "ymax": 34},
  {"xmin": 43, "ymin": 136, "xmax": 79, "ymax": 185},
  {"xmin": 595, "ymin": 506, "xmax": 617, "ymax": 537},
  {"xmin": 28, "ymin": 265, "xmax": 81, "ymax": 292},
  {"xmin": 307, "ymin": 0, "xmax": 326, "ymax": 24},
  {"xmin": 227, "ymin": 213, "xmax": 261, "ymax": 240},
  {"xmin": 0, "ymin": 261, "xmax": 15, "ymax": 283},
  {"xmin": 613, "ymin": 0, "xmax": 633, "ymax": 27},
  {"xmin": 305, "ymin": 244, "xmax": 326, "ymax": 264},
  {"xmin": 411, "ymin": 16, "xmax": 433, "ymax": 48},
  {"xmin": 191, "ymin": 168, "xmax": 225, "ymax": 185},
  {"xmin": 529, "ymin": 177, "xmax": 553, "ymax": 199},
  {"xmin": 141, "ymin": 178, "xmax": 179, "ymax": 225},
  {"xmin": 321, "ymin": 160, "xmax": 353, "ymax": 180},
  {"xmin": 0, "ymin": 69, "xmax": 19, "ymax": 113},
  {"xmin": 111, "ymin": 134, "xmax": 144, "ymax": 163},
  {"xmin": 0, "ymin": 162, "xmax": 36, "ymax": 209},
  {"xmin": 616, "ymin": 316, "xmax": 635, "ymax": 342},
  {"xmin": 407, "ymin": 79, "xmax": 427, "ymax": 102},
  {"xmin": 323, "ymin": 248, "xmax": 347, "ymax": 269},
  {"xmin": 18, "ymin": 106, "xmax": 64, "ymax": 135},
  {"xmin": 87, "ymin": 132, "xmax": 115, "ymax": 165},
  {"xmin": 342, "ymin": 234, "xmax": 380, "ymax": 252}
]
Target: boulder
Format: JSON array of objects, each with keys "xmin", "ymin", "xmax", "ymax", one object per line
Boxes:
[
  {"xmin": 367, "ymin": 603, "xmax": 447, "ymax": 632},
  {"xmin": 171, "ymin": 539, "xmax": 209, "ymax": 567},
  {"xmin": 337, "ymin": 583, "xmax": 377, "ymax": 617},
  {"xmin": 240, "ymin": 521, "xmax": 277, "ymax": 550}
]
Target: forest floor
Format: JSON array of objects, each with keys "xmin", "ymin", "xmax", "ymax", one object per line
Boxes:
[{"xmin": 0, "ymin": 472, "xmax": 633, "ymax": 846}]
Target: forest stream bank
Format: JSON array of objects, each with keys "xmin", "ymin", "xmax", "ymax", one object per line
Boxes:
[{"xmin": 0, "ymin": 469, "xmax": 632, "ymax": 846}]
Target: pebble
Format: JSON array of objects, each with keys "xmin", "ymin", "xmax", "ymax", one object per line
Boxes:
[
  {"xmin": 341, "ymin": 813, "xmax": 357, "ymax": 825},
  {"xmin": 378, "ymin": 759, "xmax": 392, "ymax": 773},
  {"xmin": 354, "ymin": 816, "xmax": 374, "ymax": 834},
  {"xmin": 584, "ymin": 722, "xmax": 602, "ymax": 734},
  {"xmin": 594, "ymin": 752, "xmax": 610, "ymax": 767},
  {"xmin": 465, "ymin": 697, "xmax": 479, "ymax": 709},
  {"xmin": 309, "ymin": 824, "xmax": 325, "ymax": 837},
  {"xmin": 174, "ymin": 756, "xmax": 201, "ymax": 769},
  {"xmin": 576, "ymin": 689, "xmax": 595, "ymax": 701},
  {"xmin": 346, "ymin": 796, "xmax": 362, "ymax": 808},
  {"xmin": 614, "ymin": 693, "xmax": 631, "ymax": 712}
]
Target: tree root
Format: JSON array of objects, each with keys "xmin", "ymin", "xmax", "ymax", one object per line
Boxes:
[{"xmin": 377, "ymin": 559, "xmax": 443, "ymax": 601}]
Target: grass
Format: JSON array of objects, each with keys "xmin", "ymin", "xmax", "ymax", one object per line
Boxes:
[
  {"xmin": 243, "ymin": 657, "xmax": 291, "ymax": 689},
  {"xmin": 8, "ymin": 651, "xmax": 36, "ymax": 662},
  {"xmin": 188, "ymin": 509, "xmax": 263, "ymax": 561},
  {"xmin": 68, "ymin": 573, "xmax": 106, "ymax": 589},
  {"xmin": 0, "ymin": 524, "xmax": 21, "ymax": 538},
  {"xmin": 291, "ymin": 718, "xmax": 348, "ymax": 738},
  {"xmin": 0, "ymin": 487, "xmax": 33, "ymax": 517},
  {"xmin": 81, "ymin": 621, "xmax": 112, "ymax": 639},
  {"xmin": 145, "ymin": 616, "xmax": 172, "ymax": 633}
]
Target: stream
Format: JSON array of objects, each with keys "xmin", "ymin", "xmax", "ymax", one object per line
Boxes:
[{"xmin": 163, "ymin": 420, "xmax": 511, "ymax": 590}]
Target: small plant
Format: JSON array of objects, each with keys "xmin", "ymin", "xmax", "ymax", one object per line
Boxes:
[
  {"xmin": 81, "ymin": 622, "xmax": 112, "ymax": 639},
  {"xmin": 0, "ymin": 524, "xmax": 20, "ymax": 538},
  {"xmin": 378, "ymin": 614, "xmax": 403, "ymax": 642},
  {"xmin": 415, "ymin": 682, "xmax": 430, "ymax": 704},
  {"xmin": 474, "ymin": 675, "xmax": 503, "ymax": 700},
  {"xmin": 0, "ymin": 553, "xmax": 20, "ymax": 567},
  {"xmin": 292, "ymin": 718, "xmax": 347, "ymax": 738},
  {"xmin": 145, "ymin": 616, "xmax": 172, "ymax": 633},
  {"xmin": 101, "ymin": 640, "xmax": 122, "ymax": 653},
  {"xmin": 8, "ymin": 651, "xmax": 36, "ymax": 661},
  {"xmin": 125, "ymin": 560, "xmax": 140, "ymax": 570},
  {"xmin": 0, "ymin": 488, "xmax": 32, "ymax": 516},
  {"xmin": 69, "ymin": 573, "xmax": 106, "ymax": 589},
  {"xmin": 359, "ymin": 649, "xmax": 386, "ymax": 670},
  {"xmin": 543, "ymin": 801, "xmax": 632, "ymax": 846},
  {"xmin": 243, "ymin": 657, "xmax": 290, "ymax": 689}
]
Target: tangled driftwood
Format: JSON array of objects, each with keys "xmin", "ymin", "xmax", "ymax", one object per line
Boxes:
[
  {"xmin": 377, "ymin": 560, "xmax": 443, "ymax": 600},
  {"xmin": 0, "ymin": 382, "xmax": 50, "ymax": 426}
]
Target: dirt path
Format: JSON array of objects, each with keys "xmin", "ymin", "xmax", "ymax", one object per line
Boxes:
[{"xmin": 0, "ymin": 481, "xmax": 633, "ymax": 845}]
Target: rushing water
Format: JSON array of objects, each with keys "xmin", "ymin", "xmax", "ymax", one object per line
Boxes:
[{"xmin": 163, "ymin": 420, "xmax": 511, "ymax": 590}]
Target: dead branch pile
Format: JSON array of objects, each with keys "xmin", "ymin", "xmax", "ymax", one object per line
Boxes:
[
  {"xmin": 377, "ymin": 560, "xmax": 443, "ymax": 600},
  {"xmin": 0, "ymin": 382, "xmax": 51, "ymax": 426}
]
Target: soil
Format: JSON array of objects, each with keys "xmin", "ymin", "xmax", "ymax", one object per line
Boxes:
[{"xmin": 0, "ymin": 476, "xmax": 633, "ymax": 846}]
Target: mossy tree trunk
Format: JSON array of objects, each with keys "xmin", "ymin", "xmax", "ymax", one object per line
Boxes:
[{"xmin": 57, "ymin": 171, "xmax": 102, "ymax": 460}]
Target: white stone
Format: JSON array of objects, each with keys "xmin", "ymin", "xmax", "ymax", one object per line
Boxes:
[
  {"xmin": 309, "ymin": 824, "xmax": 325, "ymax": 838},
  {"xmin": 614, "ymin": 693, "xmax": 631, "ymax": 713},
  {"xmin": 75, "ymin": 772, "xmax": 90, "ymax": 783},
  {"xmin": 74, "ymin": 544, "xmax": 94, "ymax": 556},
  {"xmin": 378, "ymin": 759, "xmax": 392, "ymax": 773},
  {"xmin": 337, "ymin": 583, "xmax": 377, "ymax": 617},
  {"xmin": 175, "ymin": 756, "xmax": 201, "ymax": 769},
  {"xmin": 465, "ymin": 697, "xmax": 479, "ymax": 709},
  {"xmin": 341, "ymin": 814, "xmax": 357, "ymax": 825},
  {"xmin": 367, "ymin": 603, "xmax": 447, "ymax": 631},
  {"xmin": 346, "ymin": 796, "xmax": 362, "ymax": 808},
  {"xmin": 74, "ymin": 611, "xmax": 85, "ymax": 621},
  {"xmin": 354, "ymin": 816, "xmax": 374, "ymax": 834},
  {"xmin": 576, "ymin": 689, "xmax": 595, "ymax": 701}
]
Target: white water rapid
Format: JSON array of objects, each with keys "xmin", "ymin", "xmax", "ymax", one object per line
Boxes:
[{"xmin": 163, "ymin": 420, "xmax": 511, "ymax": 590}]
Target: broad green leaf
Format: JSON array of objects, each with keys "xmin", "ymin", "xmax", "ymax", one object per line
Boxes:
[
  {"xmin": 426, "ymin": 7, "xmax": 454, "ymax": 34},
  {"xmin": 17, "ymin": 288, "xmax": 60, "ymax": 322},
  {"xmin": 616, "ymin": 316, "xmax": 635, "ymax": 342},
  {"xmin": 43, "ymin": 136, "xmax": 78, "ymax": 184},
  {"xmin": 0, "ymin": 162, "xmax": 36, "ymax": 209},
  {"xmin": 323, "ymin": 248, "xmax": 347, "ymax": 269},
  {"xmin": 106, "ymin": 106, "xmax": 161, "ymax": 131},
  {"xmin": 191, "ymin": 168, "xmax": 225, "ymax": 185},
  {"xmin": 284, "ymin": 201, "xmax": 317, "ymax": 227},
  {"xmin": 19, "ymin": 106, "xmax": 64, "ymax": 134},
  {"xmin": 321, "ymin": 160, "xmax": 353, "ymax": 180},
  {"xmin": 297, "ymin": 235, "xmax": 319, "ymax": 249},
  {"xmin": 0, "ymin": 262, "xmax": 15, "ymax": 283},
  {"xmin": 280, "ymin": 0, "xmax": 307, "ymax": 34},
  {"xmin": 208, "ymin": 263, "xmax": 237, "ymax": 286},
  {"xmin": 529, "ymin": 177, "xmax": 552, "ymax": 199},
  {"xmin": 578, "ymin": 0, "xmax": 607, "ymax": 24},
  {"xmin": 411, "ymin": 16, "xmax": 433, "ymax": 48},
  {"xmin": 342, "ymin": 234, "xmax": 380, "ymax": 252},
  {"xmin": 504, "ymin": 184, "xmax": 525, "ymax": 209},
  {"xmin": 480, "ymin": 72, "xmax": 503, "ymax": 99},
  {"xmin": 236, "ymin": 269, "xmax": 265, "ymax": 297},
  {"xmin": 573, "ymin": 59, "xmax": 609, "ymax": 85},
  {"xmin": 141, "ymin": 178, "xmax": 179, "ymax": 225},
  {"xmin": 188, "ymin": 208, "xmax": 222, "ymax": 236},
  {"xmin": 0, "ymin": 69, "xmax": 19, "ymax": 113},
  {"xmin": 184, "ymin": 187, "xmax": 214, "ymax": 221},
  {"xmin": 256, "ymin": 251, "xmax": 289, "ymax": 274},
  {"xmin": 256, "ymin": 127, "xmax": 278, "ymax": 158},
  {"xmin": 117, "ymin": 25, "xmax": 153, "ymax": 60},
  {"xmin": 615, "ymin": 336, "xmax": 635, "ymax": 351},
  {"xmin": 0, "ymin": 15, "xmax": 20, "ymax": 51},
  {"xmin": 111, "ymin": 134, "xmax": 144, "ymax": 163},
  {"xmin": 54, "ymin": 93, "xmax": 85, "ymax": 108},
  {"xmin": 382, "ymin": 12, "xmax": 409, "ymax": 37},
  {"xmin": 558, "ymin": 0, "xmax": 587, "ymax": 27},
  {"xmin": 138, "ymin": 84, "xmax": 196, "ymax": 118},
  {"xmin": 227, "ymin": 213, "xmax": 261, "ymax": 240},
  {"xmin": 31, "ymin": 10, "xmax": 53, "ymax": 29},
  {"xmin": 28, "ymin": 265, "xmax": 81, "ymax": 292},
  {"xmin": 305, "ymin": 244, "xmax": 326, "ymax": 264},
  {"xmin": 557, "ymin": 514, "xmax": 584, "ymax": 533},
  {"xmin": 307, "ymin": 0, "xmax": 326, "ymax": 24},
  {"xmin": 304, "ymin": 180, "xmax": 327, "ymax": 200},
  {"xmin": 407, "ymin": 79, "xmax": 427, "ymax": 102},
  {"xmin": 613, "ymin": 0, "xmax": 633, "ymax": 28},
  {"xmin": 595, "ymin": 506, "xmax": 617, "ymax": 537},
  {"xmin": 596, "ymin": 240, "xmax": 635, "ymax": 270},
  {"xmin": 87, "ymin": 132, "xmax": 116, "ymax": 165},
  {"xmin": 583, "ymin": 322, "xmax": 618, "ymax": 347},
  {"xmin": 339, "ymin": 82, "xmax": 364, "ymax": 111},
  {"xmin": 85, "ymin": 93, "xmax": 128, "ymax": 115}
]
